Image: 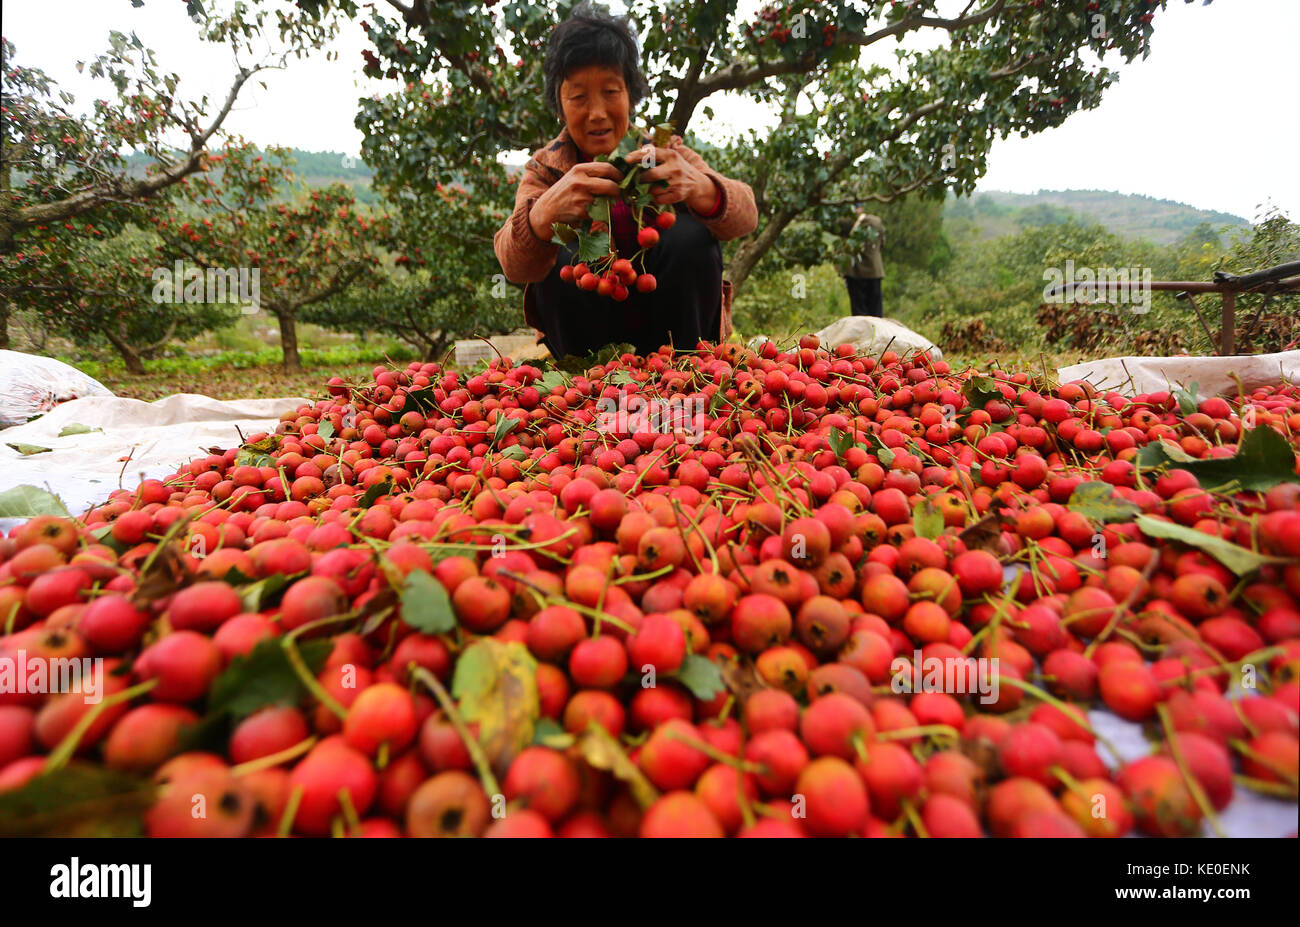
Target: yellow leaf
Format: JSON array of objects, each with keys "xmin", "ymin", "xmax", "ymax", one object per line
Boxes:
[{"xmin": 577, "ymin": 724, "xmax": 660, "ymax": 811}]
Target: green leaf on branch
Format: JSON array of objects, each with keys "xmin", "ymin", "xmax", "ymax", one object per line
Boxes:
[
  {"xmin": 0, "ymin": 766, "xmax": 155, "ymax": 837},
  {"xmin": 235, "ymin": 434, "xmax": 279, "ymax": 468},
  {"xmin": 828, "ymin": 426, "xmax": 855, "ymax": 461},
  {"xmin": 673, "ymin": 654, "xmax": 726, "ymax": 701},
  {"xmin": 550, "ymin": 222, "xmax": 577, "ymax": 245},
  {"xmin": 1134, "ymin": 515, "xmax": 1286, "ymax": 577},
  {"xmin": 0, "ymin": 485, "xmax": 71, "ymax": 518},
  {"xmin": 1137, "ymin": 426, "xmax": 1298, "ymax": 491},
  {"xmin": 1067, "ymin": 482, "xmax": 1141, "ymax": 523},
  {"xmin": 206, "ymin": 638, "xmax": 333, "ymax": 720},
  {"xmin": 962, "ymin": 376, "xmax": 1001, "ymax": 412},
  {"xmin": 399, "ymin": 387, "xmax": 437, "ymax": 417},
  {"xmin": 537, "ymin": 370, "xmax": 567, "ymax": 393},
  {"xmin": 237, "ymin": 572, "xmax": 299, "ymax": 612},
  {"xmin": 1174, "ymin": 382, "xmax": 1200, "ymax": 417},
  {"xmin": 576, "ymin": 228, "xmax": 611, "ymax": 264},
  {"xmin": 1136, "ymin": 439, "xmax": 1196, "ymax": 467},
  {"xmin": 587, "ymin": 195, "xmax": 612, "ymax": 227},
  {"xmin": 491, "ymin": 415, "xmax": 519, "ymax": 447},
  {"xmin": 358, "ymin": 477, "xmax": 393, "ymax": 508},
  {"xmin": 499, "ymin": 444, "xmax": 528, "ymax": 461},
  {"xmin": 401, "ymin": 570, "xmax": 456, "ymax": 634},
  {"xmin": 531, "ymin": 717, "xmax": 575, "ymax": 750}
]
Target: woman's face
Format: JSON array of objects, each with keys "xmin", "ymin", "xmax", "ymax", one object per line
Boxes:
[{"xmin": 559, "ymin": 65, "xmax": 630, "ymax": 158}]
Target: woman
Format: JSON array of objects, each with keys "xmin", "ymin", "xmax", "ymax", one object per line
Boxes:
[{"xmin": 494, "ymin": 2, "xmax": 757, "ymax": 359}]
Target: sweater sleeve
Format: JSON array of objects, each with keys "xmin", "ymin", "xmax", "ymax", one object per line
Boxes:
[
  {"xmin": 670, "ymin": 137, "xmax": 758, "ymax": 243},
  {"xmin": 494, "ymin": 160, "xmax": 562, "ymax": 284}
]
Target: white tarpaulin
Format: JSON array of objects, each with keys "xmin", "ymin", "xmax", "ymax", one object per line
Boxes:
[
  {"xmin": 1058, "ymin": 349, "xmax": 1300, "ymax": 399},
  {"xmin": 814, "ymin": 316, "xmax": 944, "ymax": 360},
  {"xmin": 0, "ymin": 350, "xmax": 114, "ymax": 427},
  {"xmin": 0, "ymin": 393, "xmax": 309, "ymax": 533}
]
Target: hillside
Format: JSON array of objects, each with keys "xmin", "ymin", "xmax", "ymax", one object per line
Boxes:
[
  {"xmin": 123, "ymin": 149, "xmax": 379, "ymax": 204},
  {"xmin": 120, "ymin": 150, "xmax": 1251, "ymax": 245},
  {"xmin": 947, "ymin": 189, "xmax": 1250, "ymax": 245}
]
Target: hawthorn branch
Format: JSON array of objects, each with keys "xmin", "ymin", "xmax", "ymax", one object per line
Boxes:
[
  {"xmin": 691, "ymin": 0, "xmax": 1008, "ymax": 100},
  {"xmin": 10, "ymin": 64, "xmax": 261, "ymax": 234}
]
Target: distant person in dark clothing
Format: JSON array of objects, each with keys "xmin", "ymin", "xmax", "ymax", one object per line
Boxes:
[{"xmin": 834, "ymin": 208, "xmax": 885, "ymax": 317}]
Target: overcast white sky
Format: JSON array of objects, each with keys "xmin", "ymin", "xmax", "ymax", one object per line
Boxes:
[{"xmin": 4, "ymin": 0, "xmax": 1296, "ymax": 221}]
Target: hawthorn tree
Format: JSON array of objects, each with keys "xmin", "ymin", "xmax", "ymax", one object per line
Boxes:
[
  {"xmin": 155, "ymin": 144, "xmax": 388, "ymax": 372},
  {"xmin": 0, "ymin": 217, "xmax": 239, "ymax": 373},
  {"xmin": 0, "ymin": 4, "xmax": 347, "ymax": 346},
  {"xmin": 307, "ymin": 180, "xmax": 518, "ymax": 359},
  {"xmin": 276, "ymin": 0, "xmax": 1206, "ymax": 297}
]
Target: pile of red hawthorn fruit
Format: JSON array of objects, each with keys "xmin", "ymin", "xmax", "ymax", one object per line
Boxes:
[{"xmin": 1, "ymin": 335, "xmax": 1298, "ymax": 838}]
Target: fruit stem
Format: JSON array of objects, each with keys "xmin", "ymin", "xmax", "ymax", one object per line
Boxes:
[
  {"xmin": 672, "ymin": 498, "xmax": 720, "ymax": 575},
  {"xmin": 1228, "ymin": 738, "xmax": 1299, "ymax": 790},
  {"xmin": 336, "ymin": 787, "xmax": 364, "ymax": 837},
  {"xmin": 231, "ymin": 736, "xmax": 318, "ymax": 778},
  {"xmin": 277, "ymin": 784, "xmax": 305, "ymax": 837},
  {"xmin": 412, "ymin": 667, "xmax": 502, "ymax": 798},
  {"xmin": 44, "ymin": 677, "xmax": 159, "ymax": 774},
  {"xmin": 1048, "ymin": 764, "xmax": 1092, "ymax": 802},
  {"xmin": 283, "ymin": 638, "xmax": 348, "ymax": 721},
  {"xmin": 663, "ymin": 729, "xmax": 765, "ymax": 773},
  {"xmin": 545, "ymin": 595, "xmax": 637, "ymax": 635},
  {"xmin": 595, "ymin": 558, "xmax": 616, "ymax": 617},
  {"xmin": 1231, "ymin": 773, "xmax": 1298, "ymax": 799},
  {"xmin": 609, "ymin": 563, "xmax": 675, "ymax": 586},
  {"xmin": 899, "ymin": 798, "xmax": 929, "ymax": 838},
  {"xmin": 1082, "ymin": 553, "xmax": 1159, "ymax": 658},
  {"xmin": 995, "ymin": 675, "xmax": 1124, "ymax": 767},
  {"xmin": 282, "ymin": 607, "xmax": 364, "ymax": 644},
  {"xmin": 875, "ymin": 724, "xmax": 960, "ymax": 744},
  {"xmin": 1157, "ymin": 703, "xmax": 1226, "ymax": 838}
]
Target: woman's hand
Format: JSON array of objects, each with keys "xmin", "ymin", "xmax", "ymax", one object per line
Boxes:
[
  {"xmin": 637, "ymin": 144, "xmax": 717, "ymax": 214},
  {"xmin": 529, "ymin": 161, "xmax": 624, "ymax": 240}
]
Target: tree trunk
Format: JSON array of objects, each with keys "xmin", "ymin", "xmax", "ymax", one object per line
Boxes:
[
  {"xmin": 726, "ymin": 209, "xmax": 799, "ymax": 294},
  {"xmin": 103, "ymin": 328, "xmax": 147, "ymax": 375},
  {"xmin": 277, "ymin": 310, "xmax": 302, "ymax": 372}
]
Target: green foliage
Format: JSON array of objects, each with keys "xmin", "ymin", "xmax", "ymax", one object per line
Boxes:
[
  {"xmin": 278, "ymin": 0, "xmax": 1205, "ymax": 295},
  {"xmin": 306, "ymin": 184, "xmax": 517, "ymax": 359},
  {"xmin": 61, "ymin": 342, "xmax": 416, "ymax": 383}
]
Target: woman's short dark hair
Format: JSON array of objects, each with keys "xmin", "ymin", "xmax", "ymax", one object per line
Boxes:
[{"xmin": 543, "ymin": 1, "xmax": 650, "ymax": 118}]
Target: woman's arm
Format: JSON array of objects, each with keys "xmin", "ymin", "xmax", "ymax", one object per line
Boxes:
[
  {"xmin": 669, "ymin": 137, "xmax": 759, "ymax": 242},
  {"xmin": 494, "ymin": 161, "xmax": 562, "ymax": 284}
]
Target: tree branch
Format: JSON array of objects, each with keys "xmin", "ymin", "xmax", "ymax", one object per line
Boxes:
[{"xmin": 13, "ymin": 64, "xmax": 261, "ymax": 232}]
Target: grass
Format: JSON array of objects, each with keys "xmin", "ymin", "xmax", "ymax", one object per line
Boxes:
[{"xmin": 79, "ymin": 343, "xmax": 420, "ymax": 402}]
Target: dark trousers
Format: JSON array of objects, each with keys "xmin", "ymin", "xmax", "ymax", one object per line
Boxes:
[
  {"xmin": 845, "ymin": 276, "xmax": 883, "ymax": 317},
  {"xmin": 531, "ymin": 210, "xmax": 723, "ymax": 358}
]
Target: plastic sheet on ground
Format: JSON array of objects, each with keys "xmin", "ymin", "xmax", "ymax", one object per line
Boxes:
[
  {"xmin": 0, "ymin": 392, "xmax": 309, "ymax": 533},
  {"xmin": 0, "ymin": 350, "xmax": 114, "ymax": 428},
  {"xmin": 813, "ymin": 316, "xmax": 944, "ymax": 360},
  {"xmin": 1057, "ymin": 349, "xmax": 1300, "ymax": 399}
]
